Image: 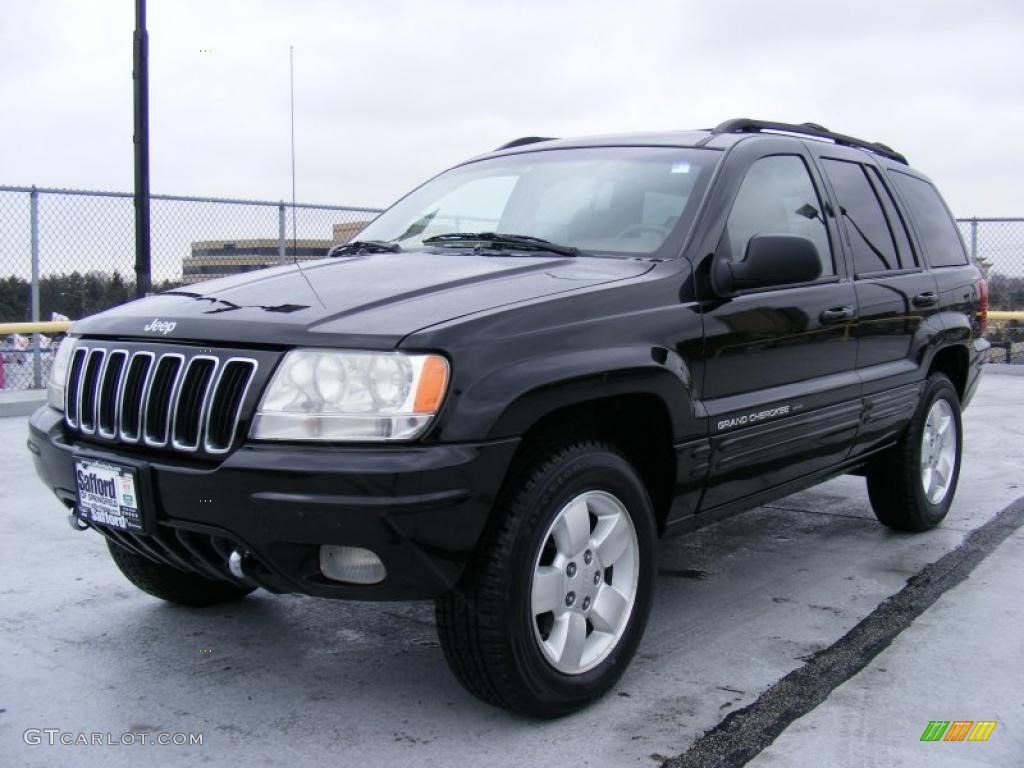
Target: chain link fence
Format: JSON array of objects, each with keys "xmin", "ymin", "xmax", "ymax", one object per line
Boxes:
[
  {"xmin": 956, "ymin": 218, "xmax": 1024, "ymax": 364},
  {"xmin": 0, "ymin": 185, "xmax": 382, "ymax": 389},
  {"xmin": 2, "ymin": 186, "xmax": 1022, "ymax": 389}
]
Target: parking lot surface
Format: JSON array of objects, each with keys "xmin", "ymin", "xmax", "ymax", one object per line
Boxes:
[{"xmin": 2, "ymin": 371, "xmax": 1021, "ymax": 767}]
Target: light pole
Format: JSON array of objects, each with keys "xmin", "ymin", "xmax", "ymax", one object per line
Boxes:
[{"xmin": 133, "ymin": 0, "xmax": 152, "ymax": 297}]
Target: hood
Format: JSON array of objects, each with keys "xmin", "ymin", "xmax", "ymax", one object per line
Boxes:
[{"xmin": 71, "ymin": 251, "xmax": 656, "ymax": 348}]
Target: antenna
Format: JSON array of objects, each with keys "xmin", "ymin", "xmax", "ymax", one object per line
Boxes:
[
  {"xmin": 290, "ymin": 45, "xmax": 297, "ymax": 259},
  {"xmin": 287, "ymin": 45, "xmax": 324, "ymax": 306}
]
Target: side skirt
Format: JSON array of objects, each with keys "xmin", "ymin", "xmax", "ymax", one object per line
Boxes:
[{"xmin": 661, "ymin": 442, "xmax": 896, "ymax": 538}]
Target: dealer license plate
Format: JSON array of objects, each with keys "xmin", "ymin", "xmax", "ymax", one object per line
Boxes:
[{"xmin": 74, "ymin": 457, "xmax": 144, "ymax": 533}]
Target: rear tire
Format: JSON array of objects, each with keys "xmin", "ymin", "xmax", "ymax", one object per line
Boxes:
[
  {"xmin": 435, "ymin": 440, "xmax": 656, "ymax": 718},
  {"xmin": 106, "ymin": 539, "xmax": 255, "ymax": 606},
  {"xmin": 866, "ymin": 373, "xmax": 962, "ymax": 532}
]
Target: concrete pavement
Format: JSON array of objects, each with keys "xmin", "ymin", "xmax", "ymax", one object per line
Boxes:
[
  {"xmin": 0, "ymin": 388, "xmax": 45, "ymax": 418},
  {"xmin": 749, "ymin": 524, "xmax": 1024, "ymax": 768},
  {"xmin": 1, "ymin": 370, "xmax": 1021, "ymax": 767}
]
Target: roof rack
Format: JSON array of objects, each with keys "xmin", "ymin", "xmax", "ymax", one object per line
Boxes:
[
  {"xmin": 495, "ymin": 136, "xmax": 557, "ymax": 151},
  {"xmin": 711, "ymin": 118, "xmax": 908, "ymax": 165}
]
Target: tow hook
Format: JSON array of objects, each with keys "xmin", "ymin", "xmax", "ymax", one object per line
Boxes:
[
  {"xmin": 67, "ymin": 510, "xmax": 90, "ymax": 531},
  {"xmin": 228, "ymin": 550, "xmax": 249, "ymax": 580}
]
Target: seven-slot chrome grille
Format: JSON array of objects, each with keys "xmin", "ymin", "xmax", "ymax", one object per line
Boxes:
[{"xmin": 65, "ymin": 343, "xmax": 259, "ymax": 454}]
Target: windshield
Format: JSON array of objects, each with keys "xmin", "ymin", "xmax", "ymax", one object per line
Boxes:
[{"xmin": 357, "ymin": 147, "xmax": 718, "ymax": 257}]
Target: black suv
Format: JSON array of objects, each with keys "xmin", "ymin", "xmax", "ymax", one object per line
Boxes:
[{"xmin": 29, "ymin": 119, "xmax": 988, "ymax": 717}]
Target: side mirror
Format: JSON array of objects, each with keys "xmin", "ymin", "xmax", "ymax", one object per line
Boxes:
[{"xmin": 712, "ymin": 234, "xmax": 822, "ymax": 296}]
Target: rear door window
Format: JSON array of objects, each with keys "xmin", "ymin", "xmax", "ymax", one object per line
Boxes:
[
  {"xmin": 820, "ymin": 159, "xmax": 900, "ymax": 275},
  {"xmin": 888, "ymin": 172, "xmax": 968, "ymax": 267},
  {"xmin": 865, "ymin": 166, "xmax": 918, "ymax": 269}
]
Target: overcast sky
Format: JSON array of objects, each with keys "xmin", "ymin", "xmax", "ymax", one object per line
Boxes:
[{"xmin": 3, "ymin": 0, "xmax": 1022, "ymax": 215}]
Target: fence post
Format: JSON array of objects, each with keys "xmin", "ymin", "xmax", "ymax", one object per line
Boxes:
[
  {"xmin": 30, "ymin": 187, "xmax": 42, "ymax": 389},
  {"xmin": 969, "ymin": 219, "xmax": 978, "ymax": 263},
  {"xmin": 278, "ymin": 202, "xmax": 287, "ymax": 265}
]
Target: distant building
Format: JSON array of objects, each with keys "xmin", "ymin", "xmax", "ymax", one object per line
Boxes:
[{"xmin": 182, "ymin": 221, "xmax": 370, "ymax": 282}]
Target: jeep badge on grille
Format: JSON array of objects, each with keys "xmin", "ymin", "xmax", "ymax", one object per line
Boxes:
[{"xmin": 144, "ymin": 319, "xmax": 177, "ymax": 335}]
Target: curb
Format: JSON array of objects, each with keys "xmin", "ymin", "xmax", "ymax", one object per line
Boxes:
[
  {"xmin": 0, "ymin": 390, "xmax": 46, "ymax": 418},
  {"xmin": 983, "ymin": 363, "xmax": 1024, "ymax": 376}
]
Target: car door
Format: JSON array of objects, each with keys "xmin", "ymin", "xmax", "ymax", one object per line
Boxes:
[
  {"xmin": 695, "ymin": 139, "xmax": 861, "ymax": 510},
  {"xmin": 809, "ymin": 147, "xmax": 941, "ymax": 455}
]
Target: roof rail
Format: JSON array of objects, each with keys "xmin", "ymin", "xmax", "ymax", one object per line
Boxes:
[
  {"xmin": 711, "ymin": 118, "xmax": 908, "ymax": 165},
  {"xmin": 495, "ymin": 136, "xmax": 557, "ymax": 151}
]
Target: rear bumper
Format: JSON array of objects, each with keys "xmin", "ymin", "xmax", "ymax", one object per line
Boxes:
[
  {"xmin": 28, "ymin": 405, "xmax": 519, "ymax": 600},
  {"xmin": 963, "ymin": 337, "xmax": 990, "ymax": 408}
]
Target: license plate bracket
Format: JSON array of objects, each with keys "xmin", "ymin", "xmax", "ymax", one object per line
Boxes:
[{"xmin": 73, "ymin": 456, "xmax": 151, "ymax": 534}]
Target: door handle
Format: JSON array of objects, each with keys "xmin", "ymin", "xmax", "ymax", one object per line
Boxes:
[
  {"xmin": 913, "ymin": 291, "xmax": 939, "ymax": 308},
  {"xmin": 820, "ymin": 306, "xmax": 855, "ymax": 324}
]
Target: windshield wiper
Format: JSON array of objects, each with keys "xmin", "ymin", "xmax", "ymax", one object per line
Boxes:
[
  {"xmin": 422, "ymin": 232, "xmax": 579, "ymax": 258},
  {"xmin": 328, "ymin": 240, "xmax": 402, "ymax": 257}
]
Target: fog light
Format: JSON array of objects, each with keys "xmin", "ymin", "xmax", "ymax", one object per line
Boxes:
[{"xmin": 319, "ymin": 545, "xmax": 386, "ymax": 585}]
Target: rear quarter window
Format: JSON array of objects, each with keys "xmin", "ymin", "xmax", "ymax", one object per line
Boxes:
[{"xmin": 888, "ymin": 172, "xmax": 968, "ymax": 267}]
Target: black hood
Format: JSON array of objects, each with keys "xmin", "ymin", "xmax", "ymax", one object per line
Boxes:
[{"xmin": 72, "ymin": 251, "xmax": 655, "ymax": 348}]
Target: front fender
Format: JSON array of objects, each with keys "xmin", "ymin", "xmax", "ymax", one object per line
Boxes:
[{"xmin": 437, "ymin": 345, "xmax": 700, "ymax": 442}]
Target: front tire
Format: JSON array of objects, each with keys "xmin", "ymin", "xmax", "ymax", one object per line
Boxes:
[
  {"xmin": 866, "ymin": 372, "xmax": 963, "ymax": 532},
  {"xmin": 435, "ymin": 440, "xmax": 656, "ymax": 718},
  {"xmin": 106, "ymin": 539, "xmax": 255, "ymax": 606}
]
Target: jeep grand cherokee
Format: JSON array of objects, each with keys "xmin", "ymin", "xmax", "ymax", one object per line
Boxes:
[{"xmin": 28, "ymin": 118, "xmax": 988, "ymax": 717}]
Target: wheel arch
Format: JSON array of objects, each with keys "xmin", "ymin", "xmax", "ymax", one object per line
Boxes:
[
  {"xmin": 440, "ymin": 346, "xmax": 699, "ymax": 534},
  {"xmin": 491, "ymin": 385, "xmax": 685, "ymax": 535},
  {"xmin": 927, "ymin": 343, "xmax": 969, "ymax": 401}
]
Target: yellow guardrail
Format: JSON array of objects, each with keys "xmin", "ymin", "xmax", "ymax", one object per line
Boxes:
[
  {"xmin": 0, "ymin": 320, "xmax": 74, "ymax": 335},
  {"xmin": 989, "ymin": 311, "xmax": 1024, "ymax": 322}
]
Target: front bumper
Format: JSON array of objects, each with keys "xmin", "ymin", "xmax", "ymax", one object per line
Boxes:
[{"xmin": 28, "ymin": 405, "xmax": 519, "ymax": 600}]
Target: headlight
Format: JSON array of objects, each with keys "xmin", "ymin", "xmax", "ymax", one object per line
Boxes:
[
  {"xmin": 47, "ymin": 337, "xmax": 78, "ymax": 411},
  {"xmin": 250, "ymin": 349, "xmax": 449, "ymax": 441}
]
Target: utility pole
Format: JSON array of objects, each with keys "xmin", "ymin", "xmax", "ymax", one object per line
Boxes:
[{"xmin": 133, "ymin": 0, "xmax": 152, "ymax": 297}]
